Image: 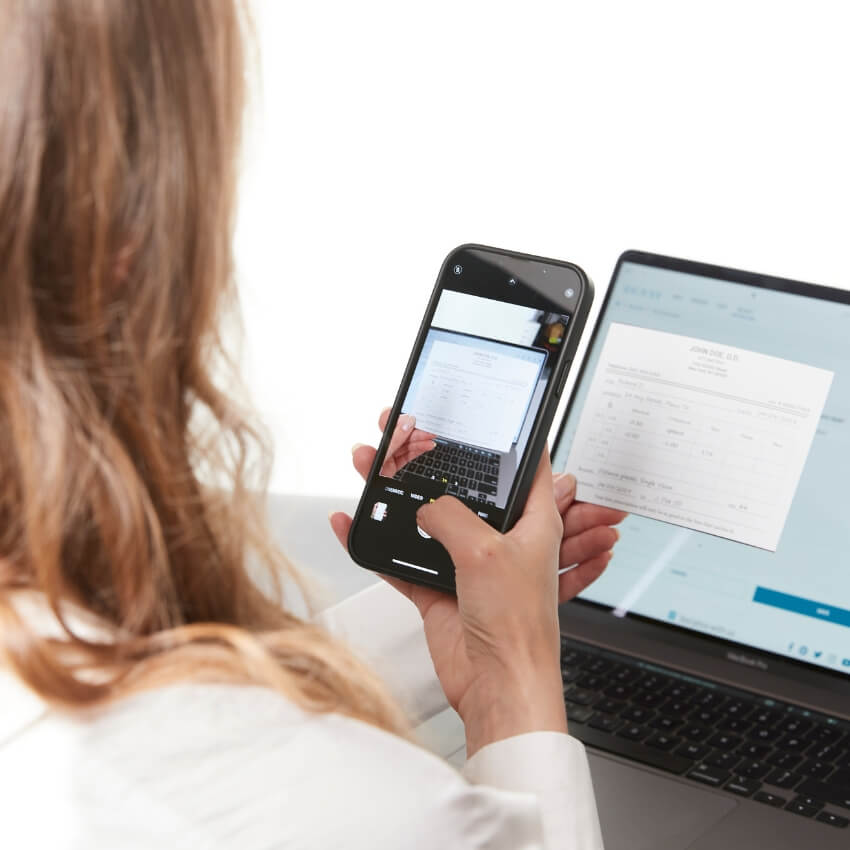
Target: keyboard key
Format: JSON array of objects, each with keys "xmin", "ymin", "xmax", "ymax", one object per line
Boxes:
[
  {"xmin": 768, "ymin": 751, "xmax": 802, "ymax": 770},
  {"xmin": 751, "ymin": 708, "xmax": 781, "ymax": 726},
  {"xmin": 688, "ymin": 763, "xmax": 731, "ymax": 788},
  {"xmin": 793, "ymin": 794, "xmax": 825, "ymax": 809},
  {"xmin": 604, "ymin": 683, "xmax": 633, "ymax": 701},
  {"xmin": 724, "ymin": 699, "xmax": 755, "ymax": 718},
  {"xmin": 748, "ymin": 726, "xmax": 781, "ymax": 744},
  {"xmin": 676, "ymin": 742, "xmax": 711, "ymax": 761},
  {"xmin": 565, "ymin": 687, "xmax": 599, "ymax": 706},
  {"xmin": 785, "ymin": 800, "xmax": 819, "ymax": 818},
  {"xmin": 650, "ymin": 715, "xmax": 681, "ymax": 732},
  {"xmin": 659, "ymin": 699, "xmax": 693, "ymax": 719},
  {"xmin": 665, "ymin": 683, "xmax": 697, "ymax": 700},
  {"xmin": 588, "ymin": 713, "xmax": 623, "ymax": 733},
  {"xmin": 754, "ymin": 791, "xmax": 787, "ymax": 808},
  {"xmin": 705, "ymin": 751, "xmax": 740, "ymax": 771},
  {"xmin": 809, "ymin": 726, "xmax": 845, "ymax": 746},
  {"xmin": 803, "ymin": 759, "xmax": 836, "ymax": 780},
  {"xmin": 586, "ymin": 658, "xmax": 615, "ymax": 675},
  {"xmin": 618, "ymin": 724, "xmax": 650, "ymax": 742},
  {"xmin": 739, "ymin": 742, "xmax": 772, "ymax": 760},
  {"xmin": 778, "ymin": 717, "xmax": 812, "ymax": 736},
  {"xmin": 719, "ymin": 716, "xmax": 752, "ymax": 734},
  {"xmin": 738, "ymin": 760, "xmax": 772, "ymax": 780},
  {"xmin": 695, "ymin": 692, "xmax": 727, "ymax": 711},
  {"xmin": 569, "ymin": 724, "xmax": 691, "ymax": 775},
  {"xmin": 609, "ymin": 665, "xmax": 642, "ymax": 684},
  {"xmin": 633, "ymin": 690, "xmax": 667, "ymax": 709},
  {"xmin": 831, "ymin": 769, "xmax": 850, "ymax": 787},
  {"xmin": 777, "ymin": 734, "xmax": 811, "ymax": 753},
  {"xmin": 796, "ymin": 778, "xmax": 850, "ymax": 811},
  {"xmin": 577, "ymin": 674, "xmax": 608, "ymax": 690},
  {"xmin": 646, "ymin": 734, "xmax": 680, "ymax": 752},
  {"xmin": 724, "ymin": 775, "xmax": 761, "ymax": 797},
  {"xmin": 810, "ymin": 743, "xmax": 845, "ymax": 763},
  {"xmin": 591, "ymin": 699, "xmax": 623, "ymax": 716},
  {"xmin": 765, "ymin": 769, "xmax": 802, "ymax": 789},
  {"xmin": 816, "ymin": 811, "xmax": 849, "ymax": 828},
  {"xmin": 708, "ymin": 732, "xmax": 741, "ymax": 752},
  {"xmin": 691, "ymin": 709, "xmax": 722, "ymax": 727},
  {"xmin": 621, "ymin": 706, "xmax": 655, "ymax": 724},
  {"xmin": 561, "ymin": 666, "xmax": 582, "ymax": 684},
  {"xmin": 680, "ymin": 724, "xmax": 710, "ymax": 741}
]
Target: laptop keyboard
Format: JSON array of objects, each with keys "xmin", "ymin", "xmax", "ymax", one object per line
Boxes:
[
  {"xmin": 395, "ymin": 438, "xmax": 500, "ymax": 504},
  {"xmin": 561, "ymin": 636, "xmax": 850, "ymax": 829}
]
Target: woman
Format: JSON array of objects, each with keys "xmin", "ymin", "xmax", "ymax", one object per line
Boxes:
[{"xmin": 0, "ymin": 1, "xmax": 625, "ymax": 847}]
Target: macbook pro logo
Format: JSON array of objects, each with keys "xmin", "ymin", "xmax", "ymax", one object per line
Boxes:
[{"xmin": 726, "ymin": 651, "xmax": 768, "ymax": 671}]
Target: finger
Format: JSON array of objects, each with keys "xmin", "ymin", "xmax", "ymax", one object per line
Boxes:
[
  {"xmin": 553, "ymin": 472, "xmax": 577, "ymax": 514},
  {"xmin": 563, "ymin": 502, "xmax": 629, "ymax": 538},
  {"xmin": 558, "ymin": 551, "xmax": 613, "ymax": 602},
  {"xmin": 352, "ymin": 443, "xmax": 377, "ymax": 480},
  {"xmin": 329, "ymin": 511, "xmax": 352, "ymax": 551},
  {"xmin": 559, "ymin": 526, "xmax": 619, "ymax": 569},
  {"xmin": 416, "ymin": 495, "xmax": 500, "ymax": 568},
  {"xmin": 377, "ymin": 407, "xmax": 392, "ymax": 431},
  {"xmin": 512, "ymin": 446, "xmax": 559, "ymax": 536}
]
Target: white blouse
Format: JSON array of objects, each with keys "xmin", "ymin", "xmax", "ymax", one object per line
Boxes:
[{"xmin": 0, "ymin": 581, "xmax": 603, "ymax": 849}]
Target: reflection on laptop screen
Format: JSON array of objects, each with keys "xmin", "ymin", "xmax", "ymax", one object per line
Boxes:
[{"xmin": 553, "ymin": 261, "xmax": 850, "ymax": 677}]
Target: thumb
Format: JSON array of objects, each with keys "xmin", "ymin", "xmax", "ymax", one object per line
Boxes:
[{"xmin": 416, "ymin": 495, "xmax": 501, "ymax": 570}]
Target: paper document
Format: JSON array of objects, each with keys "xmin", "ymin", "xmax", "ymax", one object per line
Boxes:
[
  {"xmin": 566, "ymin": 323, "xmax": 834, "ymax": 550},
  {"xmin": 408, "ymin": 338, "xmax": 544, "ymax": 453}
]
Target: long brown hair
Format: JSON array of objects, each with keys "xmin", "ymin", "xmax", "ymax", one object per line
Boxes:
[{"xmin": 0, "ymin": 0, "xmax": 408, "ymax": 735}]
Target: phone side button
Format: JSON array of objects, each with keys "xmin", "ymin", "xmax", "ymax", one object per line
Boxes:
[{"xmin": 554, "ymin": 362, "xmax": 572, "ymax": 398}]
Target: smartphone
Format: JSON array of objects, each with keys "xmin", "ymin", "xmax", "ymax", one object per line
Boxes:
[{"xmin": 348, "ymin": 244, "xmax": 593, "ymax": 593}]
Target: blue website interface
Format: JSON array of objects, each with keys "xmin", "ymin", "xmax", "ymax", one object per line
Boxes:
[{"xmin": 552, "ymin": 261, "xmax": 850, "ymax": 676}]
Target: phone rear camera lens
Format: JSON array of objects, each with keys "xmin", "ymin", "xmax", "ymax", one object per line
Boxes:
[
  {"xmin": 453, "ymin": 264, "xmax": 463, "ymax": 275},
  {"xmin": 565, "ymin": 287, "xmax": 575, "ymax": 298},
  {"xmin": 508, "ymin": 278, "xmax": 517, "ymax": 286}
]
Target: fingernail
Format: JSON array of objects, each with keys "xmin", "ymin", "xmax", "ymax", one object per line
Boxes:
[
  {"xmin": 351, "ymin": 442, "xmax": 366, "ymax": 454},
  {"xmin": 613, "ymin": 528, "xmax": 620, "ymax": 542},
  {"xmin": 605, "ymin": 549, "xmax": 615, "ymax": 563},
  {"xmin": 554, "ymin": 473, "xmax": 577, "ymax": 501},
  {"xmin": 400, "ymin": 414, "xmax": 415, "ymax": 432}
]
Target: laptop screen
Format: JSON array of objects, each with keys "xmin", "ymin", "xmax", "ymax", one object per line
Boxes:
[{"xmin": 552, "ymin": 258, "xmax": 850, "ymax": 678}]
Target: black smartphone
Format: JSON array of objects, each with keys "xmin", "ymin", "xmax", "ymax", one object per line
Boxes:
[{"xmin": 348, "ymin": 244, "xmax": 593, "ymax": 593}]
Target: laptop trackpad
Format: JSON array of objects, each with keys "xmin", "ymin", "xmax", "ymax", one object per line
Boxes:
[{"xmin": 589, "ymin": 753, "xmax": 736, "ymax": 850}]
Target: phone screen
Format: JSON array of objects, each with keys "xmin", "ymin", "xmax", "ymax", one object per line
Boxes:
[{"xmin": 351, "ymin": 246, "xmax": 584, "ymax": 585}]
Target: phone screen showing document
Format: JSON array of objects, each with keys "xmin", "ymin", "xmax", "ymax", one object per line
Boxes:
[{"xmin": 354, "ymin": 257, "xmax": 575, "ymax": 584}]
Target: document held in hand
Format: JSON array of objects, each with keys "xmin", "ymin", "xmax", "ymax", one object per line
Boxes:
[{"xmin": 565, "ymin": 323, "xmax": 834, "ymax": 550}]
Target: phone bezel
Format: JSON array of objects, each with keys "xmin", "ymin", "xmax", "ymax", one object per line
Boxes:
[{"xmin": 348, "ymin": 243, "xmax": 594, "ymax": 593}]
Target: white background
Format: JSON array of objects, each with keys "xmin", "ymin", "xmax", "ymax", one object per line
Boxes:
[{"xmin": 234, "ymin": 0, "xmax": 850, "ymax": 499}]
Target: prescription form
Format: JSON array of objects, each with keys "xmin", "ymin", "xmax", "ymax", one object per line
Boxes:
[{"xmin": 565, "ymin": 323, "xmax": 834, "ymax": 550}]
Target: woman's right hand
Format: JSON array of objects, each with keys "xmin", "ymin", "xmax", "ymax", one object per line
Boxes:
[{"xmin": 332, "ymin": 443, "xmax": 593, "ymax": 756}]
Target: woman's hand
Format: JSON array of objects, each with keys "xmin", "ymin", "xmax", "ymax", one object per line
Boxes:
[{"xmin": 330, "ymin": 411, "xmax": 626, "ymax": 755}]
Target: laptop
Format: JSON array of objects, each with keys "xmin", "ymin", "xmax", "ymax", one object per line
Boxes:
[
  {"xmin": 547, "ymin": 251, "xmax": 850, "ymax": 849},
  {"xmin": 394, "ymin": 324, "xmax": 551, "ymax": 509}
]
